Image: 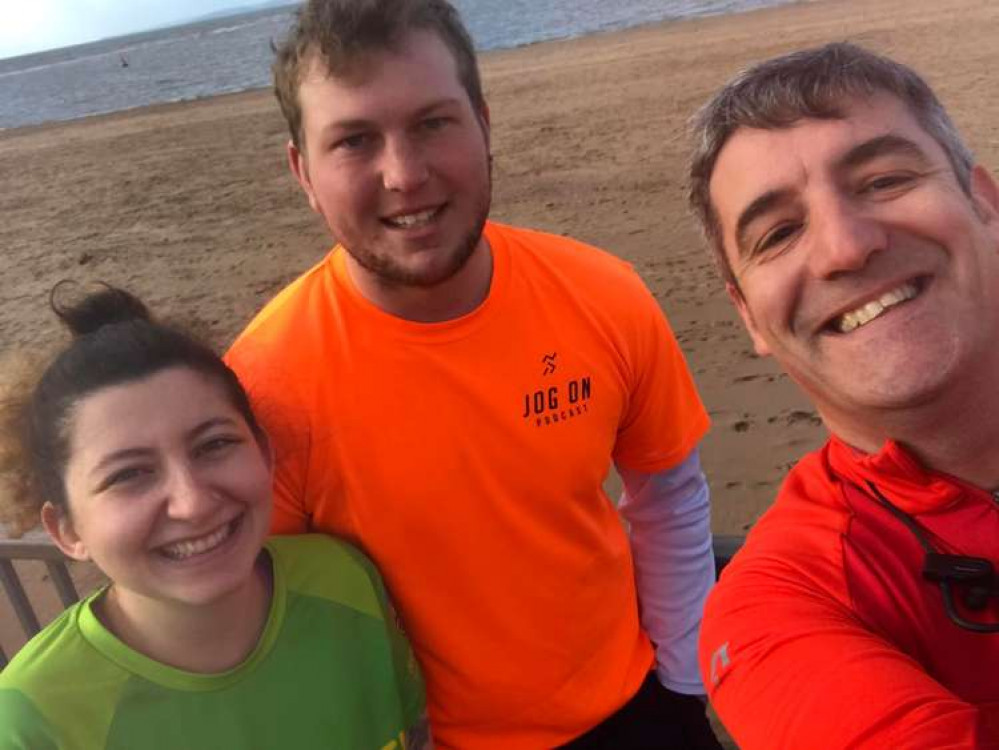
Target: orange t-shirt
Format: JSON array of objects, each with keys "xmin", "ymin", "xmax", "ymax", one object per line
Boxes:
[{"xmin": 227, "ymin": 222, "xmax": 709, "ymax": 748}]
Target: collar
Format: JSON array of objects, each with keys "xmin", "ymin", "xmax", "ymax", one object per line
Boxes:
[{"xmin": 826, "ymin": 436, "xmax": 989, "ymax": 515}]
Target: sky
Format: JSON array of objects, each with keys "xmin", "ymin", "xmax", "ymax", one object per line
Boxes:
[{"xmin": 0, "ymin": 0, "xmax": 267, "ymax": 59}]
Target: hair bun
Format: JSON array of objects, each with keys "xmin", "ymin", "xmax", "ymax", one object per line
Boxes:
[{"xmin": 50, "ymin": 283, "xmax": 152, "ymax": 337}]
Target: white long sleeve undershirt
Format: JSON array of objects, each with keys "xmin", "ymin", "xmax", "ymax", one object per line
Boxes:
[{"xmin": 618, "ymin": 448, "xmax": 715, "ymax": 695}]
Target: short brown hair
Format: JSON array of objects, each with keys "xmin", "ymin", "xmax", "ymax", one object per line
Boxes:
[
  {"xmin": 687, "ymin": 42, "xmax": 974, "ymax": 288},
  {"xmin": 273, "ymin": 0, "xmax": 485, "ymax": 149}
]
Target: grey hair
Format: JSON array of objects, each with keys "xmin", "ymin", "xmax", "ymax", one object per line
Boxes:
[{"xmin": 687, "ymin": 42, "xmax": 975, "ymax": 288}]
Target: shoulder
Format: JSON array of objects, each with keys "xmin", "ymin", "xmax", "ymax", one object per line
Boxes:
[
  {"xmin": 227, "ymin": 252, "xmax": 335, "ymax": 370},
  {"xmin": 489, "ymin": 222, "xmax": 660, "ymax": 328},
  {"xmin": 225, "ymin": 254, "xmax": 338, "ymax": 428},
  {"xmin": 723, "ymin": 445, "xmax": 851, "ymax": 584},
  {"xmin": 704, "ymin": 443, "xmax": 854, "ymax": 643},
  {"xmin": 489, "ymin": 222, "xmax": 641, "ymax": 284},
  {"xmin": 267, "ymin": 535, "xmax": 389, "ymax": 621},
  {"xmin": 0, "ymin": 601, "xmax": 121, "ymax": 749},
  {"xmin": 1, "ymin": 605, "xmax": 87, "ymax": 692}
]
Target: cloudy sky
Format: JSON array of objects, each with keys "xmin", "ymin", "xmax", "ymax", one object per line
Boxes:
[{"xmin": 0, "ymin": 0, "xmax": 269, "ymax": 59}]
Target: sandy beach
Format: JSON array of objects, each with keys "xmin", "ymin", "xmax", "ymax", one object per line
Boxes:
[{"xmin": 2, "ymin": 0, "xmax": 998, "ymax": 671}]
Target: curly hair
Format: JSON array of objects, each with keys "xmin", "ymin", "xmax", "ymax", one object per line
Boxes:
[
  {"xmin": 0, "ymin": 352, "xmax": 47, "ymax": 537},
  {"xmin": 0, "ymin": 285, "xmax": 265, "ymax": 537}
]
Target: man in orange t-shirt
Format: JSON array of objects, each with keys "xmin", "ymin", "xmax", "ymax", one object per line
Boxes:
[
  {"xmin": 689, "ymin": 43, "xmax": 999, "ymax": 749},
  {"xmin": 226, "ymin": 1, "xmax": 721, "ymax": 748}
]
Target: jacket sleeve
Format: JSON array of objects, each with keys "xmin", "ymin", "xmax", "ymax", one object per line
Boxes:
[
  {"xmin": 699, "ymin": 553, "xmax": 998, "ymax": 749},
  {"xmin": 618, "ymin": 448, "xmax": 715, "ymax": 695}
]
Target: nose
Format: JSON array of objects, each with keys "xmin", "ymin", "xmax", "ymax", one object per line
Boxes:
[
  {"xmin": 807, "ymin": 194, "xmax": 888, "ymax": 279},
  {"xmin": 380, "ymin": 136, "xmax": 429, "ymax": 193},
  {"xmin": 165, "ymin": 463, "xmax": 216, "ymax": 520}
]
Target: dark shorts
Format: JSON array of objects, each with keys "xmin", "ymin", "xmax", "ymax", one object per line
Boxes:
[{"xmin": 558, "ymin": 672, "xmax": 725, "ymax": 750}]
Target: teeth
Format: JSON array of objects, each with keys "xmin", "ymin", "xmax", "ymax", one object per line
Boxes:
[
  {"xmin": 836, "ymin": 283, "xmax": 919, "ymax": 333},
  {"xmin": 386, "ymin": 208, "xmax": 437, "ymax": 228},
  {"xmin": 160, "ymin": 520, "xmax": 235, "ymax": 561}
]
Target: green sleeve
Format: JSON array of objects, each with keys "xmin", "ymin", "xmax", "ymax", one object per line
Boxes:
[
  {"xmin": 383, "ymin": 595, "xmax": 427, "ymax": 728},
  {"xmin": 0, "ymin": 689, "xmax": 60, "ymax": 750},
  {"xmin": 345, "ymin": 544, "xmax": 426, "ymax": 727}
]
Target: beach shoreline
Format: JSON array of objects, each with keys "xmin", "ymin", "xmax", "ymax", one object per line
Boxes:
[{"xmin": 3, "ymin": 0, "xmax": 998, "ymax": 659}]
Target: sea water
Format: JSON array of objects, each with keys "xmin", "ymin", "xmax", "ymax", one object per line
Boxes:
[{"xmin": 0, "ymin": 0, "xmax": 796, "ymax": 130}]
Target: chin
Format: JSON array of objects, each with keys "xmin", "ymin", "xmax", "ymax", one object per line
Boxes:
[{"xmin": 842, "ymin": 365, "xmax": 960, "ymax": 414}]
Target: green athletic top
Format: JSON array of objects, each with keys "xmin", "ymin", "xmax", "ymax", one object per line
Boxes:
[{"xmin": 0, "ymin": 535, "xmax": 425, "ymax": 749}]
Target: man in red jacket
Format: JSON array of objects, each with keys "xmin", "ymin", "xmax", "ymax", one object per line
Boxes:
[{"xmin": 689, "ymin": 42, "xmax": 999, "ymax": 749}]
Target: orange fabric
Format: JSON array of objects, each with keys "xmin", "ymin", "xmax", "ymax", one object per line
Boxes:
[
  {"xmin": 699, "ymin": 439, "xmax": 999, "ymax": 750},
  {"xmin": 227, "ymin": 222, "xmax": 709, "ymax": 749}
]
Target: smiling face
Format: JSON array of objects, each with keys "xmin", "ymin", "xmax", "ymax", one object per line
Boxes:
[
  {"xmin": 710, "ymin": 94, "xmax": 999, "ymax": 442},
  {"xmin": 289, "ymin": 29, "xmax": 492, "ymax": 295},
  {"xmin": 48, "ymin": 367, "xmax": 273, "ymax": 612}
]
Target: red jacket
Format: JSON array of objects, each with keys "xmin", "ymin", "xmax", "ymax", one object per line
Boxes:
[{"xmin": 700, "ymin": 437, "xmax": 999, "ymax": 749}]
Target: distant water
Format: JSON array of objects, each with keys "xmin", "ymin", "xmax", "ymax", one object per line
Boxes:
[{"xmin": 0, "ymin": 0, "xmax": 797, "ymax": 130}]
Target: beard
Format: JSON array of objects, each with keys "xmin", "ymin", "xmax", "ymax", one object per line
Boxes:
[
  {"xmin": 347, "ymin": 201, "xmax": 490, "ymax": 289},
  {"xmin": 342, "ymin": 156, "xmax": 493, "ymax": 290}
]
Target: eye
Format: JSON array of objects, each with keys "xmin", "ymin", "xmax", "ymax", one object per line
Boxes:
[
  {"xmin": 98, "ymin": 465, "xmax": 153, "ymax": 493},
  {"xmin": 753, "ymin": 221, "xmax": 802, "ymax": 257},
  {"xmin": 860, "ymin": 172, "xmax": 917, "ymax": 195},
  {"xmin": 194, "ymin": 435, "xmax": 241, "ymax": 459},
  {"xmin": 420, "ymin": 116, "xmax": 449, "ymax": 133},
  {"xmin": 332, "ymin": 132, "xmax": 372, "ymax": 152}
]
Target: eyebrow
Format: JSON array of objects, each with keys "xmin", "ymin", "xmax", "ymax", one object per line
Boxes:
[
  {"xmin": 835, "ymin": 133, "xmax": 931, "ymax": 172},
  {"xmin": 89, "ymin": 417, "xmax": 238, "ymax": 477},
  {"xmin": 732, "ymin": 134, "xmax": 932, "ymax": 255}
]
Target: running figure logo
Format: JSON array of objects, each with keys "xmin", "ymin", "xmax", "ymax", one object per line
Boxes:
[{"xmin": 542, "ymin": 352, "xmax": 557, "ymax": 376}]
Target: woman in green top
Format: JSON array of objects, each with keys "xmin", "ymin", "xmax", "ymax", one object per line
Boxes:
[{"xmin": 0, "ymin": 286, "xmax": 427, "ymax": 750}]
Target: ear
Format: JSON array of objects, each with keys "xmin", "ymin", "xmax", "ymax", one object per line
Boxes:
[
  {"xmin": 41, "ymin": 502, "xmax": 90, "ymax": 562},
  {"xmin": 727, "ymin": 281, "xmax": 771, "ymax": 357},
  {"xmin": 287, "ymin": 139, "xmax": 321, "ymax": 214},
  {"xmin": 970, "ymin": 165, "xmax": 999, "ymax": 229}
]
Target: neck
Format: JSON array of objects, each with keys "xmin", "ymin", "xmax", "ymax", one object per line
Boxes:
[
  {"xmin": 97, "ymin": 553, "xmax": 273, "ymax": 674},
  {"xmin": 346, "ymin": 238, "xmax": 493, "ymax": 323},
  {"xmin": 825, "ymin": 367, "xmax": 999, "ymax": 490}
]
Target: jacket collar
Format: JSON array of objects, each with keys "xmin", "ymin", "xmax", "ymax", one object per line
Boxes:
[{"xmin": 826, "ymin": 436, "xmax": 988, "ymax": 515}]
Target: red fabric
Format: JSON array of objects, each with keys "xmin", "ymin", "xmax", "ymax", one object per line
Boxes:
[{"xmin": 700, "ymin": 436, "xmax": 999, "ymax": 749}]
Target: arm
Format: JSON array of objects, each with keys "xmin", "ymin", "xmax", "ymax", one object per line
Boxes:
[
  {"xmin": 700, "ymin": 555, "xmax": 998, "ymax": 749},
  {"xmin": 617, "ymin": 448, "xmax": 715, "ymax": 696}
]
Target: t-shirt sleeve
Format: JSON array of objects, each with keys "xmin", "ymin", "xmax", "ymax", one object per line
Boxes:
[
  {"xmin": 226, "ymin": 340, "xmax": 311, "ymax": 535},
  {"xmin": 700, "ymin": 552, "xmax": 997, "ymax": 749},
  {"xmin": 612, "ymin": 275, "xmax": 709, "ymax": 473},
  {"xmin": 0, "ymin": 690, "xmax": 60, "ymax": 750}
]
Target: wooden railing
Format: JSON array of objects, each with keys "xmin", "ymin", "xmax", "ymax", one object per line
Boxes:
[{"xmin": 0, "ymin": 528, "xmax": 79, "ymax": 669}]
